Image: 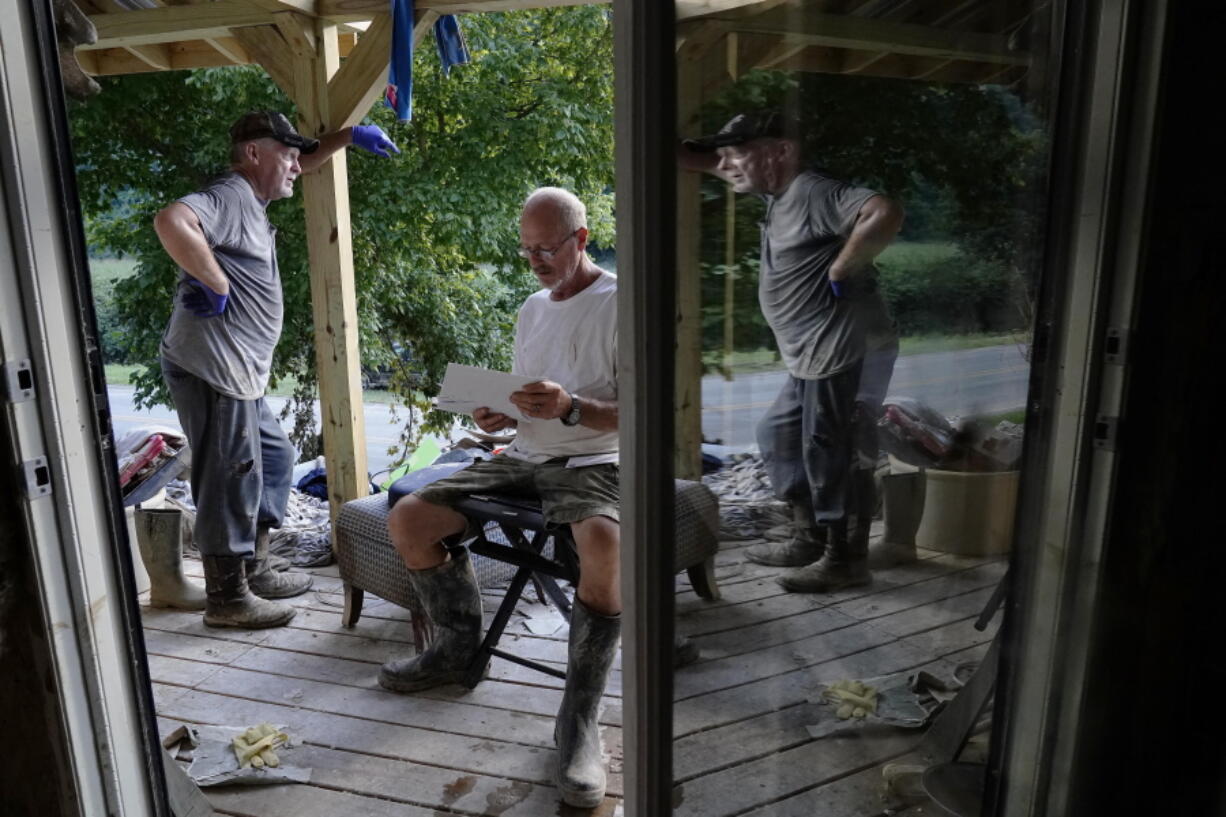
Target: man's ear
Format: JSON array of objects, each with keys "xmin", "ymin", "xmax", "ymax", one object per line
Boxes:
[
  {"xmin": 575, "ymin": 226, "xmax": 590, "ymax": 252},
  {"xmin": 777, "ymin": 138, "xmax": 801, "ymax": 163}
]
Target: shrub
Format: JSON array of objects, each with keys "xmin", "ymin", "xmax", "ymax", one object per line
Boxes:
[{"xmin": 877, "ymin": 246, "xmax": 1020, "ymax": 336}]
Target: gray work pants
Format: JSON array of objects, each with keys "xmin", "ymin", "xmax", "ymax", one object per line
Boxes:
[
  {"xmin": 162, "ymin": 359, "xmax": 295, "ymax": 558},
  {"xmin": 757, "ymin": 342, "xmax": 898, "ymax": 524}
]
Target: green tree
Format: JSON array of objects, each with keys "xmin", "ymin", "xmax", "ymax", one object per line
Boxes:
[{"xmin": 68, "ymin": 7, "xmax": 615, "ymax": 458}]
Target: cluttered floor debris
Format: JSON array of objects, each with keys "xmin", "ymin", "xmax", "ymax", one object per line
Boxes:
[{"xmin": 143, "ymin": 503, "xmax": 1003, "ymax": 816}]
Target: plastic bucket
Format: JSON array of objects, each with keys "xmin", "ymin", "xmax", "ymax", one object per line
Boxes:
[{"xmin": 889, "ymin": 457, "xmax": 1018, "ymax": 556}]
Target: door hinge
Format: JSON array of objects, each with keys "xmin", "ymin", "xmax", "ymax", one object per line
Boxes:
[
  {"xmin": 1104, "ymin": 326, "xmax": 1130, "ymax": 365},
  {"xmin": 3, "ymin": 359, "xmax": 35, "ymax": 403},
  {"xmin": 22, "ymin": 456, "xmax": 52, "ymax": 499},
  {"xmin": 1093, "ymin": 415, "xmax": 1120, "ymax": 451}
]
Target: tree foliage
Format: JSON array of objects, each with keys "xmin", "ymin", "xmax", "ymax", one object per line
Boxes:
[{"xmin": 69, "ymin": 7, "xmax": 614, "ymax": 457}]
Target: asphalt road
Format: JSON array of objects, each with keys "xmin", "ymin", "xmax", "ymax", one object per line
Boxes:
[{"xmin": 107, "ymin": 343, "xmax": 1030, "ymax": 474}]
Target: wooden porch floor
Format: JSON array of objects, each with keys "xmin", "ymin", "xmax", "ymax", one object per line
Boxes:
[{"xmin": 144, "ymin": 528, "xmax": 1004, "ymax": 817}]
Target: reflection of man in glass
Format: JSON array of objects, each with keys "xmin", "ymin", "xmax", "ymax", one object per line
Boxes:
[{"xmin": 681, "ymin": 111, "xmax": 904, "ymax": 593}]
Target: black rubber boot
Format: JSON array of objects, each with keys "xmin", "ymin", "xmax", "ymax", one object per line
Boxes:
[
  {"xmin": 777, "ymin": 517, "xmax": 871, "ymax": 594},
  {"xmin": 135, "ymin": 508, "xmax": 205, "ymax": 610},
  {"xmin": 246, "ymin": 525, "xmax": 313, "ymax": 599},
  {"xmin": 378, "ymin": 549, "xmax": 484, "ymax": 693},
  {"xmin": 869, "ymin": 471, "xmax": 926, "ymax": 568},
  {"xmin": 746, "ymin": 499, "xmax": 827, "ymax": 566},
  {"xmin": 555, "ymin": 600, "xmax": 621, "ymax": 808},
  {"xmin": 202, "ymin": 555, "xmax": 296, "ymax": 629}
]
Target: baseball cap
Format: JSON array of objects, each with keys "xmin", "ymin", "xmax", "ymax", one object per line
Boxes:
[
  {"xmin": 229, "ymin": 110, "xmax": 320, "ymax": 154},
  {"xmin": 683, "ymin": 110, "xmax": 795, "ymax": 152}
]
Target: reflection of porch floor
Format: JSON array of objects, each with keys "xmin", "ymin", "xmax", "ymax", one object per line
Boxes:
[{"xmin": 144, "ymin": 533, "xmax": 1004, "ymax": 817}]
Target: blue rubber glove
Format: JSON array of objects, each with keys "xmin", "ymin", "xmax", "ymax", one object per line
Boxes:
[
  {"xmin": 351, "ymin": 125, "xmax": 400, "ymax": 158},
  {"xmin": 181, "ymin": 279, "xmax": 228, "ymax": 317},
  {"xmin": 830, "ymin": 278, "xmax": 846, "ymax": 298}
]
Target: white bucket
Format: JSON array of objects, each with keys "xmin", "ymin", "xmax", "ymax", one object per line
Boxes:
[
  {"xmin": 889, "ymin": 457, "xmax": 1019, "ymax": 556},
  {"xmin": 124, "ymin": 489, "xmax": 165, "ymax": 595}
]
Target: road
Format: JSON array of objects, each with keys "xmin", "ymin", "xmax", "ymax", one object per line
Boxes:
[
  {"xmin": 701, "ymin": 342, "xmax": 1030, "ymax": 447},
  {"xmin": 107, "ymin": 343, "xmax": 1030, "ymax": 474}
]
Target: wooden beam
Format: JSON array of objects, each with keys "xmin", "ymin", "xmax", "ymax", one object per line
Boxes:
[
  {"xmin": 676, "ymin": 0, "xmax": 782, "ymax": 22},
  {"xmin": 326, "ymin": 13, "xmax": 393, "ymax": 131},
  {"xmin": 85, "ymin": 2, "xmax": 276, "ymax": 50},
  {"xmin": 674, "ymin": 38, "xmax": 706, "ymax": 482},
  {"xmin": 245, "ymin": 0, "xmax": 319, "ymax": 13},
  {"xmin": 90, "ymin": 1, "xmax": 176, "ymax": 72},
  {"xmin": 124, "ymin": 42, "xmax": 172, "ymax": 70},
  {"xmin": 317, "ymin": 0, "xmax": 604, "ymax": 23},
  {"xmin": 721, "ymin": 8, "xmax": 1029, "ymax": 66},
  {"xmin": 83, "ymin": 40, "xmax": 256, "ymax": 75},
  {"xmin": 231, "ymin": 25, "xmax": 297, "ymax": 98},
  {"xmin": 292, "ymin": 22, "xmax": 370, "ymax": 526},
  {"xmin": 674, "ymin": 19, "xmax": 727, "ymax": 59},
  {"xmin": 203, "ymin": 36, "xmax": 250, "ymax": 64},
  {"xmin": 326, "ymin": 8, "xmax": 438, "ymax": 130},
  {"xmin": 76, "ymin": 47, "xmax": 100, "ymax": 75},
  {"xmin": 274, "ymin": 10, "xmax": 316, "ymax": 57}
]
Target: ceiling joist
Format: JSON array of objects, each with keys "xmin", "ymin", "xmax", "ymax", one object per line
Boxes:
[{"xmin": 723, "ymin": 8, "xmax": 1028, "ymax": 66}]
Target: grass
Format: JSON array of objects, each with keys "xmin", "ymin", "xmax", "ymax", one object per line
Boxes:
[
  {"xmin": 875, "ymin": 239, "xmax": 960, "ymax": 269},
  {"xmin": 90, "ymin": 257, "xmax": 138, "ymax": 284},
  {"xmin": 104, "ymin": 362, "xmax": 403, "ymax": 404},
  {"xmin": 898, "ymin": 332, "xmax": 1026, "ymax": 356}
]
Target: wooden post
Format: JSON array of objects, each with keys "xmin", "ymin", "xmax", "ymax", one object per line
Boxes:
[
  {"xmin": 721, "ymin": 32, "xmax": 738, "ymax": 379},
  {"xmin": 291, "ymin": 22, "xmax": 369, "ymax": 527},
  {"xmin": 675, "ymin": 40, "xmax": 706, "ymax": 481}
]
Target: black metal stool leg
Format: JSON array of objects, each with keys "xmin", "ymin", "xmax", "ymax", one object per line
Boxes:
[{"xmin": 464, "ymin": 566, "xmax": 535, "ymax": 689}]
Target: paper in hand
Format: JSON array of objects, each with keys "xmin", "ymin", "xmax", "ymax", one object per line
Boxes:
[{"xmin": 436, "ymin": 363, "xmax": 536, "ymax": 421}]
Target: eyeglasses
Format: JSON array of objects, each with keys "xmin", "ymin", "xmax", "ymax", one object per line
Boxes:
[{"xmin": 517, "ymin": 230, "xmax": 579, "ymax": 261}]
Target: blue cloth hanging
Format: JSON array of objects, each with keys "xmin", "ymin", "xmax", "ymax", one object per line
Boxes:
[
  {"xmin": 385, "ymin": 0, "xmax": 415, "ymax": 121},
  {"xmin": 434, "ymin": 14, "xmax": 470, "ymax": 77}
]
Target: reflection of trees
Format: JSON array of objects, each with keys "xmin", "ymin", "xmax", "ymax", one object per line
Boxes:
[{"xmin": 698, "ymin": 70, "xmax": 1049, "ymax": 360}]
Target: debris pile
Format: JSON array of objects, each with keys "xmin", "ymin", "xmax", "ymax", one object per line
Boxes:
[
  {"xmin": 702, "ymin": 454, "xmax": 788, "ymax": 540},
  {"xmin": 879, "ymin": 397, "xmax": 1024, "ymax": 472}
]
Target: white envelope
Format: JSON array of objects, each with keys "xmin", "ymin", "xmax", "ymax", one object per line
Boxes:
[{"xmin": 435, "ymin": 362, "xmax": 537, "ymax": 421}]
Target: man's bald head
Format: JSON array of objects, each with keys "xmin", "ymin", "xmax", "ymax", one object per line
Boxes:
[{"xmin": 522, "ymin": 187, "xmax": 587, "ymax": 234}]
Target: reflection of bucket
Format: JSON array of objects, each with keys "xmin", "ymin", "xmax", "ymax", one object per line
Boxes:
[
  {"xmin": 889, "ymin": 457, "xmax": 1018, "ymax": 556},
  {"xmin": 124, "ymin": 489, "xmax": 165, "ymax": 595}
]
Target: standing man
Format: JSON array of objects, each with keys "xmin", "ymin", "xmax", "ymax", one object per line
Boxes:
[
  {"xmin": 380, "ymin": 188, "xmax": 621, "ymax": 809},
  {"xmin": 154, "ymin": 111, "xmax": 399, "ymax": 628},
  {"xmin": 681, "ymin": 111, "xmax": 904, "ymax": 593}
]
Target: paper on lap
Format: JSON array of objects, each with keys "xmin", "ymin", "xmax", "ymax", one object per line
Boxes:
[{"xmin": 435, "ymin": 362, "xmax": 536, "ymax": 421}]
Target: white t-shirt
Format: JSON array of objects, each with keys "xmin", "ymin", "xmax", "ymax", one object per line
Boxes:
[{"xmin": 504, "ymin": 270, "xmax": 618, "ymax": 466}]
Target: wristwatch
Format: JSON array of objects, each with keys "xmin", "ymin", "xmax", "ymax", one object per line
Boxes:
[{"xmin": 560, "ymin": 393, "xmax": 582, "ymax": 426}]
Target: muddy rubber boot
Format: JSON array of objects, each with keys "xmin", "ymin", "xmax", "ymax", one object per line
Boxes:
[
  {"xmin": 777, "ymin": 517, "xmax": 871, "ymax": 594},
  {"xmin": 746, "ymin": 499, "xmax": 827, "ymax": 566},
  {"xmin": 379, "ymin": 549, "xmax": 484, "ymax": 693},
  {"xmin": 246, "ymin": 525, "xmax": 313, "ymax": 599},
  {"xmin": 135, "ymin": 508, "xmax": 206, "ymax": 610},
  {"xmin": 869, "ymin": 471, "xmax": 926, "ymax": 569},
  {"xmin": 555, "ymin": 600, "xmax": 621, "ymax": 808},
  {"xmin": 202, "ymin": 555, "xmax": 296, "ymax": 629}
]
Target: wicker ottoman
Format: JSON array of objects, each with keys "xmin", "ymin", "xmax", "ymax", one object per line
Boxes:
[{"xmin": 333, "ymin": 479, "xmax": 721, "ymax": 648}]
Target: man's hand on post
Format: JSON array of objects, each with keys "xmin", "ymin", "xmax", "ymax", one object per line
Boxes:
[
  {"xmin": 351, "ymin": 125, "xmax": 400, "ymax": 158},
  {"xmin": 509, "ymin": 380, "xmax": 571, "ymax": 421},
  {"xmin": 181, "ymin": 279, "xmax": 229, "ymax": 317},
  {"xmin": 473, "ymin": 406, "xmax": 517, "ymax": 434}
]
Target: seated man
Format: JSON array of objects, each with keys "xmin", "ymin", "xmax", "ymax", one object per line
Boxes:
[{"xmin": 381, "ymin": 187, "xmax": 620, "ymax": 809}]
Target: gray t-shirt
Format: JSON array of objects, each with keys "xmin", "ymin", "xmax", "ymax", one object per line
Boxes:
[
  {"xmin": 159, "ymin": 172, "xmax": 283, "ymax": 400},
  {"xmin": 759, "ymin": 170, "xmax": 898, "ymax": 379}
]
